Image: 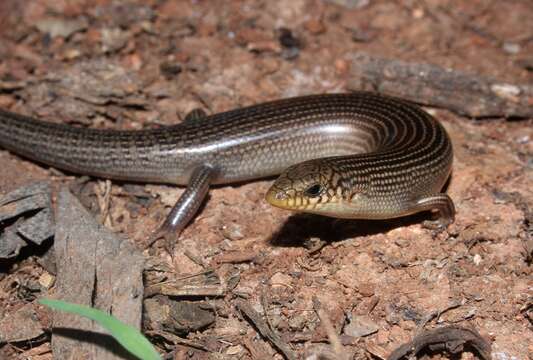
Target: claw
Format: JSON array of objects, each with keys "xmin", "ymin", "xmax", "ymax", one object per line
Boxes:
[
  {"xmin": 147, "ymin": 223, "xmax": 181, "ymax": 256},
  {"xmin": 422, "ymin": 219, "xmax": 447, "ymax": 231}
]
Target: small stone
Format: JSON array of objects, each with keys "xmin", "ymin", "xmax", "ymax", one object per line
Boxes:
[
  {"xmin": 0, "ymin": 303, "xmax": 44, "ymax": 342},
  {"xmin": 35, "ymin": 17, "xmax": 88, "ymax": 38},
  {"xmin": 385, "ymin": 303, "xmax": 401, "ymax": 325},
  {"xmin": 62, "ymin": 48, "xmax": 82, "ymax": 60},
  {"xmin": 101, "ymin": 28, "xmax": 129, "ymax": 53},
  {"xmin": 343, "ymin": 314, "xmax": 379, "ymax": 337},
  {"xmin": 412, "ymin": 8, "xmax": 424, "ymax": 19},
  {"xmin": 144, "ymin": 298, "xmax": 170, "ymax": 324},
  {"xmin": 226, "ymin": 345, "xmax": 244, "ymax": 355},
  {"xmin": 258, "ymin": 58, "xmax": 281, "ymax": 75},
  {"xmin": 502, "ymin": 42, "xmax": 521, "ymax": 54},
  {"xmin": 38, "ymin": 272, "xmax": 55, "ymax": 289},
  {"xmin": 335, "ymin": 59, "xmax": 350, "ymax": 75},
  {"xmin": 233, "ymin": 285, "xmax": 254, "ymax": 298},
  {"xmin": 140, "ymin": 20, "xmax": 155, "ymax": 34},
  {"xmin": 394, "ymin": 237, "xmax": 410, "ymax": 248},
  {"xmin": 516, "ymin": 135, "xmax": 529, "ymax": 144},
  {"xmin": 144, "ymin": 297, "xmax": 215, "ymax": 335},
  {"xmin": 235, "ymin": 28, "xmax": 269, "ymax": 47},
  {"xmin": 491, "ymin": 83, "xmax": 521, "ymax": 101},
  {"xmin": 350, "ymin": 27, "xmax": 375, "ymax": 42},
  {"xmin": 126, "ymin": 53, "xmax": 143, "ymax": 71},
  {"xmin": 221, "ymin": 222, "xmax": 245, "ymax": 241},
  {"xmin": 288, "ymin": 314, "xmax": 307, "ymax": 330},
  {"xmin": 270, "ymin": 272, "xmax": 292, "ymax": 288},
  {"xmin": 357, "ymin": 282, "xmax": 375, "ymax": 297},
  {"xmin": 304, "ymin": 19, "xmax": 326, "ymax": 35},
  {"xmin": 0, "ymin": 94, "xmax": 15, "ymax": 108}
]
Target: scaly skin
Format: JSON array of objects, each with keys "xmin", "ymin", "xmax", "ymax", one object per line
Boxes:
[{"xmin": 0, "ymin": 92, "xmax": 454, "ymax": 238}]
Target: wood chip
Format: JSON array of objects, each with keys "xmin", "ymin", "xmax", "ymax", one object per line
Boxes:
[
  {"xmin": 313, "ymin": 297, "xmax": 348, "ymax": 360},
  {"xmin": 144, "ymin": 297, "xmax": 215, "ymax": 335},
  {"xmin": 0, "ymin": 182, "xmax": 54, "ymax": 258},
  {"xmin": 237, "ymin": 301, "xmax": 297, "ymax": 360},
  {"xmin": 214, "ymin": 250, "xmax": 258, "ymax": 264},
  {"xmin": 51, "ymin": 188, "xmax": 144, "ymax": 360},
  {"xmin": 0, "ymin": 225, "xmax": 26, "ymax": 259},
  {"xmin": 348, "ymin": 52, "xmax": 533, "ymax": 118},
  {"xmin": 343, "ymin": 314, "xmax": 379, "ymax": 337},
  {"xmin": 0, "ymin": 182, "xmax": 51, "ymax": 220},
  {"xmin": 145, "ymin": 330, "xmax": 209, "ymax": 352},
  {"xmin": 144, "ymin": 269, "xmax": 226, "ymax": 298},
  {"xmin": 0, "ymin": 303, "xmax": 44, "ymax": 343}
]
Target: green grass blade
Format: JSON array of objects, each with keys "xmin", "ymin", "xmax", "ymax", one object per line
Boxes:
[{"xmin": 39, "ymin": 298, "xmax": 161, "ymax": 360}]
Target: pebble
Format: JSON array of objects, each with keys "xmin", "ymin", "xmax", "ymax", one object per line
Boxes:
[
  {"xmin": 491, "ymin": 83, "xmax": 521, "ymax": 101},
  {"xmin": 35, "ymin": 17, "xmax": 88, "ymax": 38},
  {"xmin": 357, "ymin": 282, "xmax": 375, "ymax": 297},
  {"xmin": 62, "ymin": 48, "xmax": 82, "ymax": 60},
  {"xmin": 343, "ymin": 314, "xmax": 379, "ymax": 337},
  {"xmin": 226, "ymin": 345, "xmax": 244, "ymax": 355},
  {"xmin": 412, "ymin": 8, "xmax": 425, "ymax": 19},
  {"xmin": 270, "ymin": 272, "xmax": 293, "ymax": 288},
  {"xmin": 288, "ymin": 314, "xmax": 307, "ymax": 330},
  {"xmin": 304, "ymin": 19, "xmax": 326, "ymax": 35},
  {"xmin": 38, "ymin": 272, "xmax": 55, "ymax": 289},
  {"xmin": 335, "ymin": 58, "xmax": 350, "ymax": 75},
  {"xmin": 502, "ymin": 42, "xmax": 521, "ymax": 54},
  {"xmin": 394, "ymin": 237, "xmax": 410, "ymax": 248},
  {"xmin": 473, "ymin": 253, "xmax": 483, "ymax": 265},
  {"xmin": 221, "ymin": 222, "xmax": 245, "ymax": 241},
  {"xmin": 0, "ymin": 95, "xmax": 16, "ymax": 108}
]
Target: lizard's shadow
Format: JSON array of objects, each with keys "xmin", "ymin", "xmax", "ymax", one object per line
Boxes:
[{"xmin": 267, "ymin": 212, "xmax": 431, "ymax": 247}]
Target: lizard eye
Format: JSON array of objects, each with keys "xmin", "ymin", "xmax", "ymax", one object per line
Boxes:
[{"xmin": 304, "ymin": 184, "xmax": 323, "ymax": 197}]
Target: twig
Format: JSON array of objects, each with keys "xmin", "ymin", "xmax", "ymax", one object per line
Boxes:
[
  {"xmin": 214, "ymin": 250, "xmax": 258, "ymax": 264},
  {"xmin": 242, "ymin": 336, "xmax": 271, "ymax": 360},
  {"xmin": 144, "ymin": 283, "xmax": 225, "ymax": 298},
  {"xmin": 146, "ymin": 330, "xmax": 209, "ymax": 352},
  {"xmin": 312, "ymin": 297, "xmax": 347, "ymax": 360},
  {"xmin": 236, "ymin": 301, "xmax": 297, "ymax": 360},
  {"xmin": 387, "ymin": 326, "xmax": 492, "ymax": 360},
  {"xmin": 184, "ymin": 249, "xmax": 209, "ymax": 268},
  {"xmin": 417, "ymin": 300, "xmax": 464, "ymax": 330},
  {"xmin": 95, "ymin": 179, "xmax": 112, "ymax": 227},
  {"xmin": 348, "ymin": 52, "xmax": 533, "ymax": 118}
]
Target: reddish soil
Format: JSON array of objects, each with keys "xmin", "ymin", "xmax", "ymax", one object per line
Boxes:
[{"xmin": 0, "ymin": 1, "xmax": 531, "ymax": 359}]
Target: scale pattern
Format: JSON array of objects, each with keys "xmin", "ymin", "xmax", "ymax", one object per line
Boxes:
[{"xmin": 0, "ymin": 92, "xmax": 454, "ymax": 222}]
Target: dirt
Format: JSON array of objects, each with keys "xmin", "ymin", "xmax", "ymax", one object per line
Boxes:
[{"xmin": 0, "ymin": 0, "xmax": 531, "ymax": 359}]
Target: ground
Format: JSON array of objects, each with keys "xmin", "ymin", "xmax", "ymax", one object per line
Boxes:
[{"xmin": 0, "ymin": 0, "xmax": 531, "ymax": 359}]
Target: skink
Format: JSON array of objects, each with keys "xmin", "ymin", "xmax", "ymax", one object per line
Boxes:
[{"xmin": 0, "ymin": 92, "xmax": 454, "ymax": 241}]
